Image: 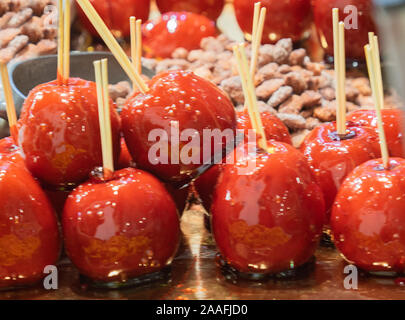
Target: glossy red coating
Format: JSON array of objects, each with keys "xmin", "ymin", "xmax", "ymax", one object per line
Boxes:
[
  {"xmin": 121, "ymin": 70, "xmax": 237, "ymax": 184},
  {"xmin": 300, "ymin": 121, "xmax": 380, "ymax": 214},
  {"xmin": 77, "ymin": 0, "xmax": 151, "ymax": 38},
  {"xmin": 0, "ymin": 136, "xmax": 17, "ymax": 154},
  {"xmin": 312, "ymin": 0, "xmax": 377, "ymax": 60},
  {"xmin": 234, "ymin": 0, "xmax": 312, "ymax": 44},
  {"xmin": 347, "ymin": 109, "xmax": 405, "ymax": 158},
  {"xmin": 195, "ymin": 110, "xmax": 292, "ymax": 212},
  {"xmin": 117, "ymin": 137, "xmax": 136, "ymax": 169},
  {"xmin": 0, "ymin": 136, "xmax": 24, "ymax": 166},
  {"xmin": 0, "ymin": 159, "xmax": 60, "ymax": 289},
  {"xmin": 236, "ymin": 110, "xmax": 292, "ymax": 145},
  {"xmin": 212, "ymin": 141, "xmax": 325, "ymax": 274},
  {"xmin": 17, "ymin": 78, "xmax": 121, "ymax": 188},
  {"xmin": 142, "ymin": 12, "xmax": 217, "ymax": 59},
  {"xmin": 115, "ymin": 140, "xmax": 190, "ymax": 213},
  {"xmin": 155, "ymin": 0, "xmax": 225, "ymax": 20},
  {"xmin": 62, "ymin": 168, "xmax": 181, "ymax": 282},
  {"xmin": 331, "ymin": 158, "xmax": 405, "ymax": 273}
]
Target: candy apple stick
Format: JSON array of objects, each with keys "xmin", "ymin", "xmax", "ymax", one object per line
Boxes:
[
  {"xmin": 130, "ymin": 16, "xmax": 137, "ymax": 88},
  {"xmin": 234, "ymin": 44, "xmax": 268, "ymax": 151},
  {"xmin": 94, "ymin": 59, "xmax": 114, "ymax": 177},
  {"xmin": 0, "ymin": 62, "xmax": 17, "ymax": 132},
  {"xmin": 130, "ymin": 17, "xmax": 143, "ymax": 83},
  {"xmin": 101, "ymin": 58, "xmax": 113, "ymax": 172},
  {"xmin": 77, "ymin": 0, "xmax": 148, "ymax": 93},
  {"xmin": 333, "ymin": 8, "xmax": 346, "ymax": 135},
  {"xmin": 250, "ymin": 3, "xmax": 266, "ymax": 79},
  {"xmin": 369, "ymin": 33, "xmax": 384, "ymax": 110},
  {"xmin": 136, "ymin": 19, "xmax": 142, "ymax": 74},
  {"xmin": 251, "ymin": 2, "xmax": 260, "ymax": 48},
  {"xmin": 338, "ymin": 22, "xmax": 346, "ymax": 131},
  {"xmin": 365, "ymin": 45, "xmax": 389, "ymax": 168},
  {"xmin": 57, "ymin": 0, "xmax": 64, "ymax": 84},
  {"xmin": 62, "ymin": 0, "xmax": 71, "ymax": 83}
]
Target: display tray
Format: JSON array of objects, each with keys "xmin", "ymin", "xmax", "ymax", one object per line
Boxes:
[{"xmin": 0, "ymin": 208, "xmax": 404, "ymax": 300}]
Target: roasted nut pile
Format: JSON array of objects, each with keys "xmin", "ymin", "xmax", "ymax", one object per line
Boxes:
[
  {"xmin": 109, "ymin": 35, "xmax": 402, "ymax": 147},
  {"xmin": 0, "ymin": 0, "xmax": 57, "ymax": 64}
]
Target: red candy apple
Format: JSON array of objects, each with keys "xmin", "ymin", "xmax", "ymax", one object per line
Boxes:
[
  {"xmin": 195, "ymin": 110, "xmax": 292, "ymax": 212},
  {"xmin": 17, "ymin": 78, "xmax": 121, "ymax": 188},
  {"xmin": 347, "ymin": 108, "xmax": 405, "ymax": 158},
  {"xmin": 142, "ymin": 12, "xmax": 217, "ymax": 59},
  {"xmin": 212, "ymin": 141, "xmax": 325, "ymax": 275},
  {"xmin": 300, "ymin": 121, "xmax": 380, "ymax": 214},
  {"xmin": 121, "ymin": 70, "xmax": 237, "ymax": 185},
  {"xmin": 62, "ymin": 167, "xmax": 181, "ymax": 283},
  {"xmin": 0, "ymin": 159, "xmax": 60, "ymax": 289},
  {"xmin": 312, "ymin": 0, "xmax": 377, "ymax": 61},
  {"xmin": 236, "ymin": 109, "xmax": 292, "ymax": 145},
  {"xmin": 234, "ymin": 0, "xmax": 312, "ymax": 43},
  {"xmin": 331, "ymin": 158, "xmax": 405, "ymax": 273},
  {"xmin": 156, "ymin": 0, "xmax": 225, "ymax": 21},
  {"xmin": 77, "ymin": 0, "xmax": 151, "ymax": 38}
]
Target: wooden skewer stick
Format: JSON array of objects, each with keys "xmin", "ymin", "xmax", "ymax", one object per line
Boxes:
[
  {"xmin": 365, "ymin": 45, "xmax": 389, "ymax": 169},
  {"xmin": 130, "ymin": 16, "xmax": 137, "ymax": 88},
  {"xmin": 233, "ymin": 44, "xmax": 268, "ymax": 151},
  {"xmin": 57, "ymin": 0, "xmax": 64, "ymax": 84},
  {"xmin": 250, "ymin": 7, "xmax": 266, "ymax": 79},
  {"xmin": 234, "ymin": 46, "xmax": 258, "ymax": 135},
  {"xmin": 130, "ymin": 18, "xmax": 143, "ymax": 87},
  {"xmin": 251, "ymin": 2, "xmax": 261, "ymax": 46},
  {"xmin": 250, "ymin": 2, "xmax": 261, "ymax": 76},
  {"xmin": 332, "ymin": 9, "xmax": 346, "ymax": 135},
  {"xmin": 371, "ymin": 34, "xmax": 384, "ymax": 110},
  {"xmin": 136, "ymin": 19, "xmax": 142, "ymax": 75},
  {"xmin": 77, "ymin": 0, "xmax": 148, "ymax": 93},
  {"xmin": 62, "ymin": 0, "xmax": 71, "ymax": 83},
  {"xmin": 0, "ymin": 63, "xmax": 18, "ymax": 132},
  {"xmin": 234, "ymin": 45, "xmax": 257, "ymax": 132},
  {"xmin": 101, "ymin": 58, "xmax": 113, "ymax": 173},
  {"xmin": 94, "ymin": 59, "xmax": 114, "ymax": 177},
  {"xmin": 338, "ymin": 21, "xmax": 346, "ymax": 133}
]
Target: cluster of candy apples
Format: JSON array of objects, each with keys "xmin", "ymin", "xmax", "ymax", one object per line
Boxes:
[
  {"xmin": 194, "ymin": 105, "xmax": 405, "ymax": 277},
  {"xmin": 0, "ymin": 68, "xmax": 238, "ymax": 288},
  {"xmin": 77, "ymin": 0, "xmax": 222, "ymax": 58},
  {"xmin": 77, "ymin": 0, "xmax": 377, "ymax": 61}
]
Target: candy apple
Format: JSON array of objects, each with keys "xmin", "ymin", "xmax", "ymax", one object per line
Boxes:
[
  {"xmin": 312, "ymin": 0, "xmax": 377, "ymax": 61},
  {"xmin": 300, "ymin": 121, "xmax": 380, "ymax": 214},
  {"xmin": 62, "ymin": 167, "xmax": 181, "ymax": 283},
  {"xmin": 77, "ymin": 0, "xmax": 151, "ymax": 38},
  {"xmin": 155, "ymin": 0, "xmax": 225, "ymax": 20},
  {"xmin": 121, "ymin": 70, "xmax": 237, "ymax": 185},
  {"xmin": 142, "ymin": 12, "xmax": 217, "ymax": 59},
  {"xmin": 331, "ymin": 158, "xmax": 405, "ymax": 274},
  {"xmin": 212, "ymin": 141, "xmax": 325, "ymax": 275},
  {"xmin": 0, "ymin": 159, "xmax": 60, "ymax": 288},
  {"xmin": 347, "ymin": 108, "xmax": 405, "ymax": 158},
  {"xmin": 17, "ymin": 78, "xmax": 121, "ymax": 188},
  {"xmin": 234, "ymin": 0, "xmax": 312, "ymax": 43}
]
